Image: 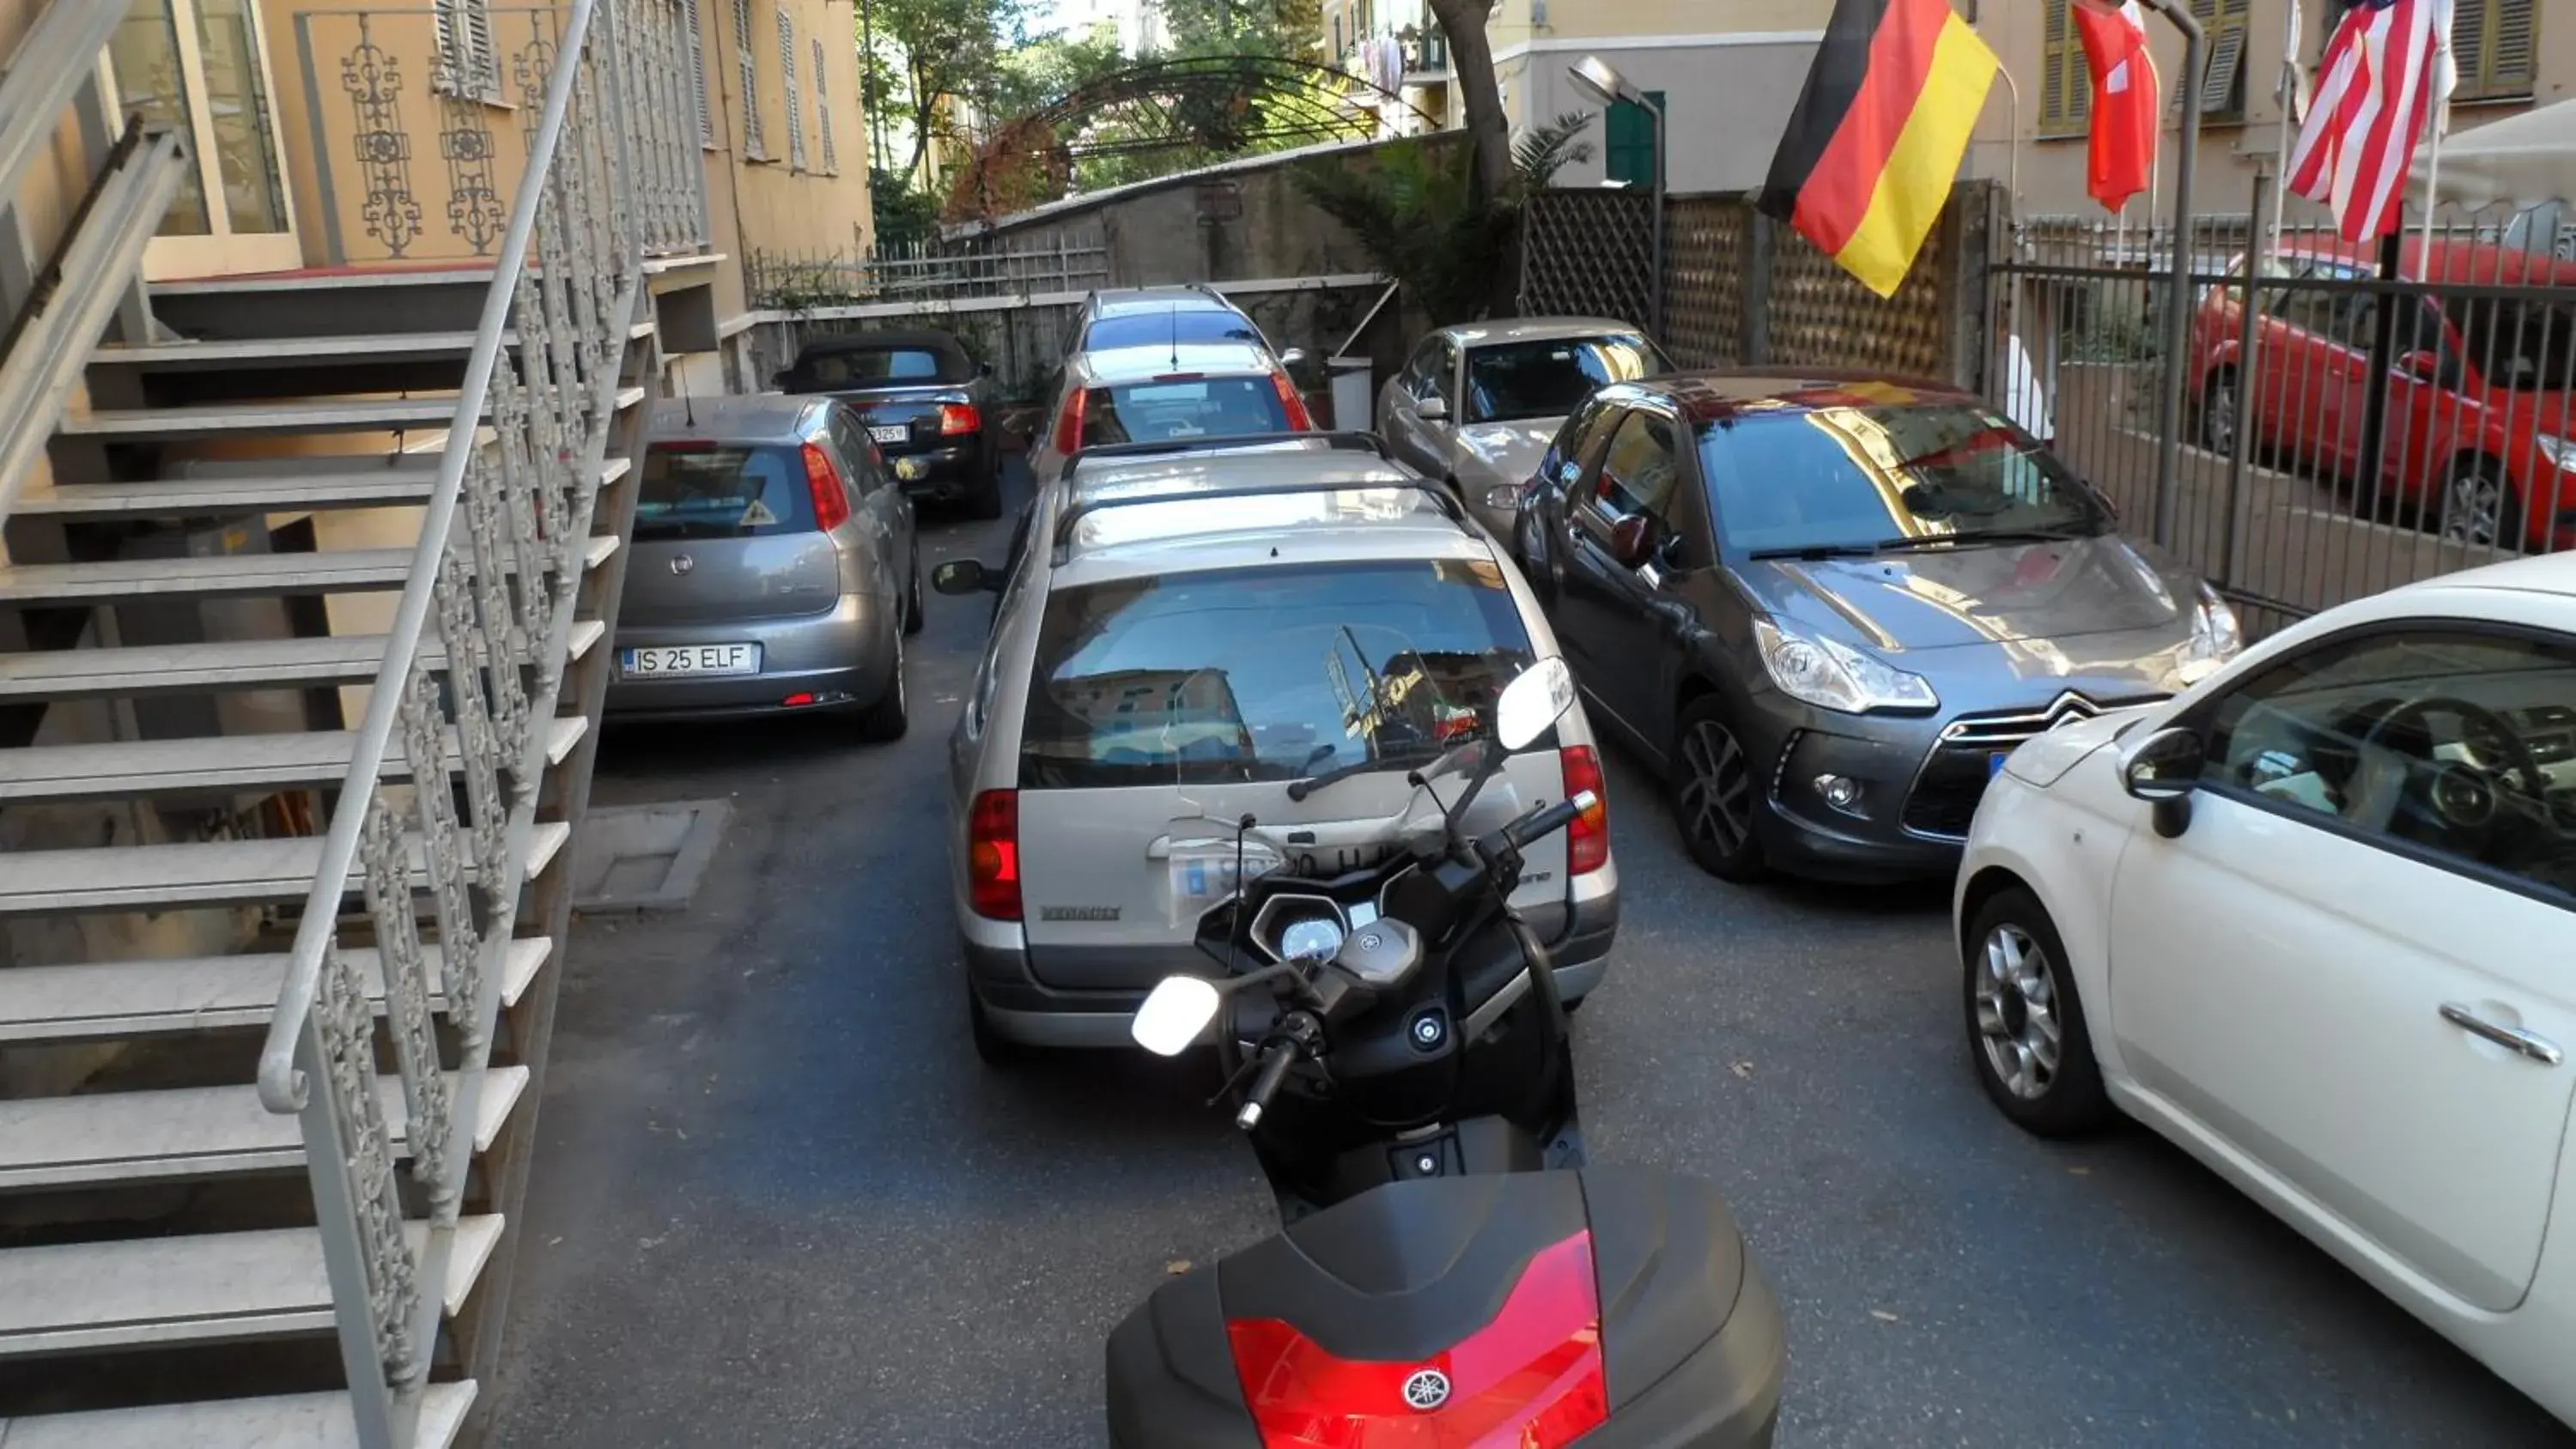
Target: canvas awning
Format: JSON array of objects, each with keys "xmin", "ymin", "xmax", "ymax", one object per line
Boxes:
[{"xmin": 2410, "ymin": 99, "xmax": 2576, "ymax": 211}]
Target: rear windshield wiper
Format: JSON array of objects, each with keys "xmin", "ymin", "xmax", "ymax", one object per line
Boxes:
[{"xmin": 1286, "ymin": 744, "xmax": 1446, "ymax": 802}]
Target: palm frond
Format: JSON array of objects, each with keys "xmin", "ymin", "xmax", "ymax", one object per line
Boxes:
[{"xmin": 1512, "ymin": 111, "xmax": 1596, "ymax": 191}]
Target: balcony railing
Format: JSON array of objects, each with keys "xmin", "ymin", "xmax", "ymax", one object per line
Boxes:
[{"xmin": 288, "ymin": 2, "xmax": 707, "ymax": 265}]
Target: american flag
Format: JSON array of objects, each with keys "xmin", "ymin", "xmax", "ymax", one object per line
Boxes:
[{"xmin": 2284, "ymin": 0, "xmax": 2454, "ymax": 243}]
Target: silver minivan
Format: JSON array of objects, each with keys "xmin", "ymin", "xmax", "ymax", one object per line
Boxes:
[
  {"xmin": 933, "ymin": 436, "xmax": 1620, "ymax": 1062},
  {"xmin": 606, "ymin": 395, "xmax": 920, "ymax": 739}
]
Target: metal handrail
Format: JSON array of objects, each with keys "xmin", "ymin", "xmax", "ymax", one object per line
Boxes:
[{"xmin": 257, "ymin": 0, "xmax": 601, "ymax": 1114}]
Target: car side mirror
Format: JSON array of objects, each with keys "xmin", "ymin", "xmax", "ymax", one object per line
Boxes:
[
  {"xmin": 771, "ymin": 369, "xmax": 793, "ymax": 389},
  {"xmin": 979, "ymin": 361, "xmax": 996, "ymax": 378},
  {"xmin": 1277, "ymin": 347, "xmax": 1309, "ymax": 373},
  {"xmin": 2119, "ymin": 726, "xmax": 2204, "ymax": 838},
  {"xmin": 933, "ymin": 559, "xmax": 1001, "ymax": 595},
  {"xmin": 1417, "ymin": 395, "xmax": 1449, "ymax": 423},
  {"xmin": 2397, "ymin": 349, "xmax": 2439, "ymax": 384},
  {"xmin": 1608, "ymin": 513, "xmax": 1658, "ymax": 569}
]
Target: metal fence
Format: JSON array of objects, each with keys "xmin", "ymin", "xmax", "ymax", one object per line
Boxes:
[
  {"xmin": 1999, "ymin": 203, "xmax": 2576, "ymax": 636},
  {"xmin": 745, "ymin": 228, "xmax": 1113, "ymax": 310},
  {"xmin": 1519, "ymin": 183, "xmax": 1996, "ymax": 384}
]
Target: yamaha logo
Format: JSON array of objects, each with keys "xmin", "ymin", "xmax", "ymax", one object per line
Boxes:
[
  {"xmin": 670, "ymin": 554, "xmax": 695, "ymax": 576},
  {"xmin": 1401, "ymin": 1368, "xmax": 1451, "ymax": 1411}
]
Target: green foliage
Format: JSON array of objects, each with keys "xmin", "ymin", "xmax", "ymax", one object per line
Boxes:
[
  {"xmin": 1292, "ymin": 112, "xmax": 1594, "ymax": 325},
  {"xmin": 1154, "ymin": 0, "xmax": 1323, "ymax": 61},
  {"xmin": 868, "ymin": 167, "xmax": 944, "ymax": 250},
  {"xmin": 860, "ymin": 0, "xmax": 1040, "ymax": 179}
]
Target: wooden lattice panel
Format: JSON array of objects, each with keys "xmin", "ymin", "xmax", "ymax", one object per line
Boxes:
[
  {"xmin": 1765, "ymin": 210, "xmax": 1955, "ymax": 380},
  {"xmin": 1661, "ymin": 197, "xmax": 1747, "ymax": 367},
  {"xmin": 1520, "ymin": 190, "xmax": 1656, "ymax": 327}
]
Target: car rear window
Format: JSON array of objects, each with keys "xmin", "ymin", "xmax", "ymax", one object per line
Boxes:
[
  {"xmin": 1464, "ymin": 334, "xmax": 1667, "ymax": 423},
  {"xmin": 1082, "ymin": 312, "xmax": 1264, "ymax": 350},
  {"xmin": 635, "ymin": 445, "xmax": 813, "ymax": 541},
  {"xmin": 1077, "ymin": 376, "xmax": 1290, "ymax": 447},
  {"xmin": 800, "ymin": 347, "xmax": 959, "ymax": 386},
  {"xmin": 1019, "ymin": 560, "xmax": 1537, "ymax": 789}
]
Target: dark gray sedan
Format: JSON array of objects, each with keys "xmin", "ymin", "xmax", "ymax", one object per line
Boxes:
[
  {"xmin": 1514, "ymin": 370, "xmax": 2244, "ymax": 882},
  {"xmin": 606, "ymin": 395, "xmax": 919, "ymax": 740}
]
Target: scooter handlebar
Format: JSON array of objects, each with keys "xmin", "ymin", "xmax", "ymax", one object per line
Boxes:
[
  {"xmin": 1235, "ymin": 1037, "xmax": 1298, "ymax": 1131},
  {"xmin": 1498, "ymin": 789, "xmax": 1599, "ymax": 853}
]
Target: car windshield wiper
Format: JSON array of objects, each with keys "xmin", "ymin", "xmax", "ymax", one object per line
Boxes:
[
  {"xmin": 1948, "ymin": 526, "xmax": 2096, "ymax": 546},
  {"xmin": 1747, "ymin": 528, "xmax": 2093, "ymax": 561},
  {"xmin": 1285, "ymin": 744, "xmax": 1446, "ymax": 802}
]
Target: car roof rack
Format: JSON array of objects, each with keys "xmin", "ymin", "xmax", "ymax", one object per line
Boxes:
[
  {"xmin": 1055, "ymin": 430, "xmax": 1392, "ymax": 485},
  {"xmin": 1048, "ymin": 435, "xmax": 1461, "ymax": 558}
]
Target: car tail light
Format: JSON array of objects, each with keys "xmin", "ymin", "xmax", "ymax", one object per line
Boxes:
[
  {"xmin": 801, "ymin": 443, "xmax": 851, "ymax": 531},
  {"xmin": 968, "ymin": 790, "xmax": 1021, "ymax": 921},
  {"xmin": 1561, "ymin": 746, "xmax": 1608, "ymax": 875},
  {"xmin": 1225, "ymin": 1231, "xmax": 1607, "ymax": 1448},
  {"xmin": 938, "ymin": 402, "xmax": 981, "ymax": 435},
  {"xmin": 1052, "ymin": 389, "xmax": 1091, "ymax": 454},
  {"xmin": 1271, "ymin": 371, "xmax": 1315, "ymax": 430}
]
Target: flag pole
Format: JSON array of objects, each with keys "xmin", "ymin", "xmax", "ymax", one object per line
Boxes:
[
  {"xmin": 2269, "ymin": 0, "xmax": 2300, "ymax": 264},
  {"xmin": 2140, "ymin": 0, "xmax": 2205, "ymax": 550},
  {"xmin": 2418, "ymin": 7, "xmax": 2454, "ymax": 270}
]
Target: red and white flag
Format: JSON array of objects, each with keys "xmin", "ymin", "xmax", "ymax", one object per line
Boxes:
[
  {"xmin": 2070, "ymin": 0, "xmax": 2159, "ymax": 214},
  {"xmin": 2284, "ymin": 0, "xmax": 2455, "ymax": 242}
]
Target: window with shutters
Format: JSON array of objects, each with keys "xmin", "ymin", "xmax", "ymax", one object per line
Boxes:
[
  {"xmin": 813, "ymin": 37, "xmax": 838, "ymax": 173},
  {"xmin": 1603, "ymin": 91, "xmax": 1664, "ymax": 186},
  {"xmin": 734, "ymin": 0, "xmax": 767, "ymax": 159},
  {"xmin": 684, "ymin": 0, "xmax": 713, "ymax": 148},
  {"xmin": 2039, "ymin": 0, "xmax": 2089, "ymax": 136},
  {"xmin": 434, "ymin": 0, "xmax": 500, "ymax": 100},
  {"xmin": 2187, "ymin": 0, "xmax": 2252, "ymax": 122},
  {"xmin": 2452, "ymin": 0, "xmax": 2538, "ymax": 103},
  {"xmin": 778, "ymin": 10, "xmax": 805, "ymax": 172}
]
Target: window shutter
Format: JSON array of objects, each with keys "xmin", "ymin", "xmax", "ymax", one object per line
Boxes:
[
  {"xmin": 812, "ymin": 37, "xmax": 836, "ymax": 173},
  {"xmin": 685, "ymin": 0, "xmax": 711, "ymax": 146},
  {"xmin": 433, "ymin": 0, "xmax": 497, "ymax": 95},
  {"xmin": 2491, "ymin": 0, "xmax": 2537, "ymax": 97},
  {"xmin": 777, "ymin": 9, "xmax": 805, "ymax": 172},
  {"xmin": 734, "ymin": 0, "xmax": 763, "ymax": 156},
  {"xmin": 2199, "ymin": 24, "xmax": 2246, "ymax": 113}
]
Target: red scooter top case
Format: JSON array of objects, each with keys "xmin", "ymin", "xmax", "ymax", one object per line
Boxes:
[{"xmin": 1104, "ymin": 1167, "xmax": 1784, "ymax": 1448}]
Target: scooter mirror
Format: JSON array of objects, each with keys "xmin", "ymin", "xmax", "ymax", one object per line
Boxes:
[
  {"xmin": 1496, "ymin": 658, "xmax": 1577, "ymax": 752},
  {"xmin": 1132, "ymin": 975, "xmax": 1222, "ymax": 1057}
]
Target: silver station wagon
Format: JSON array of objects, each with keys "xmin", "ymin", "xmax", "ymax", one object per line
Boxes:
[
  {"xmin": 933, "ymin": 434, "xmax": 1621, "ymax": 1061},
  {"xmin": 606, "ymin": 395, "xmax": 920, "ymax": 740}
]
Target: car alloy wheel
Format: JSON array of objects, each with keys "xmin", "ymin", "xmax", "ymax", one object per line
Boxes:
[
  {"xmin": 2437, "ymin": 463, "xmax": 2506, "ymax": 547},
  {"xmin": 1972, "ymin": 923, "xmax": 2063, "ymax": 1100},
  {"xmin": 2200, "ymin": 379, "xmax": 2236, "ymax": 455},
  {"xmin": 1677, "ymin": 718, "xmax": 1755, "ymax": 859}
]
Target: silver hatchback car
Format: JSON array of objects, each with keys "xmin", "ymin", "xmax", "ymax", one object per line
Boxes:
[
  {"xmin": 932, "ymin": 434, "xmax": 1621, "ymax": 1061},
  {"xmin": 606, "ymin": 395, "xmax": 920, "ymax": 739}
]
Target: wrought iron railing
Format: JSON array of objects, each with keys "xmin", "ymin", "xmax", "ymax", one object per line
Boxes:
[
  {"xmin": 290, "ymin": 2, "xmax": 705, "ymax": 265},
  {"xmin": 253, "ymin": 2, "xmax": 678, "ymax": 1443}
]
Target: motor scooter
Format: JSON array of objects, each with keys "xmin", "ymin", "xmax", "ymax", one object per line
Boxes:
[{"xmin": 1106, "ymin": 657, "xmax": 1785, "ymax": 1447}]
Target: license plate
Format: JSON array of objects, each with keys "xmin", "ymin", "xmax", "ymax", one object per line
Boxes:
[
  {"xmin": 1989, "ymin": 751, "xmax": 2012, "ymax": 779},
  {"xmin": 869, "ymin": 424, "xmax": 908, "ymax": 444},
  {"xmin": 623, "ymin": 642, "xmax": 760, "ymax": 677}
]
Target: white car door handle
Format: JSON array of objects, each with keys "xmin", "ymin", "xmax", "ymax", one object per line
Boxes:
[{"xmin": 2439, "ymin": 1003, "xmax": 2566, "ymax": 1066}]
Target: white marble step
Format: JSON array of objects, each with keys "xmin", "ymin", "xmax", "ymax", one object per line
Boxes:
[
  {"xmin": 0, "ymin": 619, "xmax": 605, "ymax": 702},
  {"xmin": 0, "ymin": 1216, "xmax": 502, "ymax": 1356},
  {"xmin": 0, "ymin": 1383, "xmax": 476, "ymax": 1449},
  {"xmin": 0, "ymin": 534, "xmax": 617, "ymax": 605},
  {"xmin": 0, "ymin": 937, "xmax": 551, "ymax": 1046},
  {"xmin": 0, "ymin": 820, "xmax": 570, "ymax": 918},
  {"xmin": 0, "ymin": 716, "xmax": 587, "ymax": 805},
  {"xmin": 0, "ymin": 1066, "xmax": 528, "ymax": 1190}
]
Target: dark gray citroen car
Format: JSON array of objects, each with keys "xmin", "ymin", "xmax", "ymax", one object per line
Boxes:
[{"xmin": 1514, "ymin": 370, "xmax": 2245, "ymax": 882}]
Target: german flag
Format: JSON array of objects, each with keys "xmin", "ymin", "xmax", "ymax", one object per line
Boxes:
[{"xmin": 1758, "ymin": 0, "xmax": 1999, "ymax": 299}]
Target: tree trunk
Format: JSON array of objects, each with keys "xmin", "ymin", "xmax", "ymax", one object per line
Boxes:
[{"xmin": 1426, "ymin": 0, "xmax": 1507, "ymax": 203}]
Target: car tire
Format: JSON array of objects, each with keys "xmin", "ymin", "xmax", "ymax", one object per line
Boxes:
[
  {"xmin": 902, "ymin": 550, "xmax": 925, "ymax": 637},
  {"xmin": 2196, "ymin": 369, "xmax": 2239, "ymax": 456},
  {"xmin": 966, "ymin": 455, "xmax": 1006, "ymax": 520},
  {"xmin": 1670, "ymin": 695, "xmax": 1771, "ymax": 882},
  {"xmin": 1962, "ymin": 888, "xmax": 2112, "ymax": 1137},
  {"xmin": 854, "ymin": 627, "xmax": 908, "ymax": 742},
  {"xmin": 968, "ymin": 982, "xmax": 1034, "ymax": 1067},
  {"xmin": 2435, "ymin": 455, "xmax": 2519, "ymax": 549}
]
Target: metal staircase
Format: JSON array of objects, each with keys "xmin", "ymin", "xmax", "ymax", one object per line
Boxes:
[{"xmin": 0, "ymin": 0, "xmax": 705, "ymax": 1443}]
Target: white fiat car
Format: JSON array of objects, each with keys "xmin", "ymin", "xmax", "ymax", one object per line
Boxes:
[{"xmin": 1953, "ymin": 550, "xmax": 2576, "ymax": 1426}]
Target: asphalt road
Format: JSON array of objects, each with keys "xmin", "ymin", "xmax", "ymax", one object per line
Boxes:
[{"xmin": 485, "ymin": 458, "xmax": 2573, "ymax": 1448}]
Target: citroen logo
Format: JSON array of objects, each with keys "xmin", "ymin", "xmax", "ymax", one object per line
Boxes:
[
  {"xmin": 1401, "ymin": 1368, "xmax": 1451, "ymax": 1411},
  {"xmin": 670, "ymin": 554, "xmax": 695, "ymax": 576},
  {"xmin": 2040, "ymin": 692, "xmax": 2099, "ymax": 728}
]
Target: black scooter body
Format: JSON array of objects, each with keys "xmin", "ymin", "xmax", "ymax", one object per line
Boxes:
[{"xmin": 1107, "ymin": 1167, "xmax": 1784, "ymax": 1447}]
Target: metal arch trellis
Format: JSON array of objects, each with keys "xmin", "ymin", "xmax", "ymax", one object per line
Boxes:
[{"xmin": 945, "ymin": 54, "xmax": 1443, "ymax": 221}]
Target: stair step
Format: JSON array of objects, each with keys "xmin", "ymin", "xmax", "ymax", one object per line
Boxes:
[
  {"xmin": 58, "ymin": 396, "xmax": 474, "ymax": 440},
  {"xmin": 0, "ymin": 716, "xmax": 588, "ymax": 805},
  {"xmin": 0, "ymin": 937, "xmax": 551, "ymax": 1046},
  {"xmin": 14, "ymin": 471, "xmax": 440, "ymax": 518},
  {"xmin": 0, "ymin": 534, "xmax": 617, "ymax": 604},
  {"xmin": 0, "ymin": 1215, "xmax": 503, "ymax": 1356},
  {"xmin": 0, "ymin": 1066, "xmax": 530, "ymax": 1191},
  {"xmin": 11, "ymin": 452, "xmax": 629, "ymax": 520},
  {"xmin": 90, "ymin": 331, "xmax": 483, "ymax": 371},
  {"xmin": 0, "ymin": 619, "xmax": 605, "ymax": 702},
  {"xmin": 0, "ymin": 1382, "xmax": 476, "ymax": 1449},
  {"xmin": 0, "ymin": 821, "xmax": 571, "ymax": 918}
]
